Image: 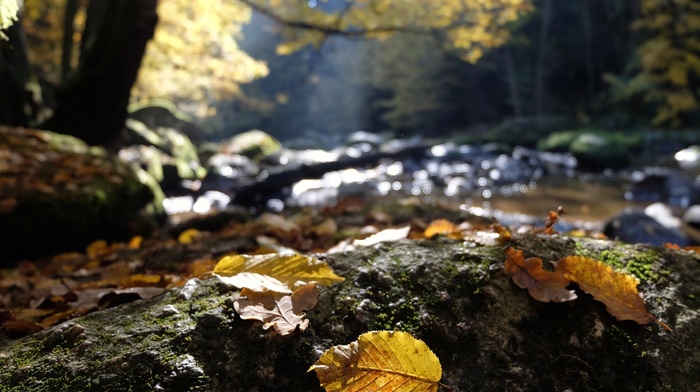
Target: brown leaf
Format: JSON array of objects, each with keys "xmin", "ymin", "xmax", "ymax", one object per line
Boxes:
[
  {"xmin": 233, "ymin": 284, "xmax": 318, "ymax": 335},
  {"xmin": 503, "ymin": 247, "xmax": 577, "ymax": 303},
  {"xmin": 554, "ymin": 256, "xmax": 658, "ymax": 326}
]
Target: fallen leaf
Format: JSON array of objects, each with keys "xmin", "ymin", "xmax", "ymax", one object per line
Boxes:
[
  {"xmin": 260, "ymin": 212, "xmax": 300, "ymax": 233},
  {"xmin": 503, "ymin": 247, "xmax": 577, "ymax": 303},
  {"xmin": 554, "ymin": 256, "xmax": 656, "ymax": 325},
  {"xmin": 178, "ymin": 228, "xmax": 201, "ymax": 244},
  {"xmin": 214, "ymin": 254, "xmax": 344, "ymax": 293},
  {"xmin": 353, "ymin": 226, "xmax": 410, "ymax": 247},
  {"xmin": 233, "ymin": 284, "xmax": 318, "ymax": 335},
  {"xmin": 86, "ymin": 239, "xmax": 109, "ymax": 258},
  {"xmin": 127, "ymin": 236, "xmax": 143, "ymax": 249},
  {"xmin": 2, "ymin": 319, "xmax": 43, "ymax": 337},
  {"xmin": 309, "ymin": 330, "xmax": 442, "ymax": 392},
  {"xmin": 424, "ymin": 219, "xmax": 458, "ymax": 239}
]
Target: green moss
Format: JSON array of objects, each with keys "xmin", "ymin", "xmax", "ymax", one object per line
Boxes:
[{"xmin": 573, "ymin": 243, "xmax": 662, "ymax": 283}]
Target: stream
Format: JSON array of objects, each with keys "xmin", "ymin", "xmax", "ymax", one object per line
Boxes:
[{"xmin": 165, "ymin": 139, "xmax": 700, "ymax": 235}]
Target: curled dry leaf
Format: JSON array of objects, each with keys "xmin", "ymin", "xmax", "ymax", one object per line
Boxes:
[
  {"xmin": 353, "ymin": 226, "xmax": 410, "ymax": 247},
  {"xmin": 309, "ymin": 330, "xmax": 442, "ymax": 392},
  {"xmin": 554, "ymin": 256, "xmax": 658, "ymax": 326},
  {"xmin": 503, "ymin": 247, "xmax": 577, "ymax": 303},
  {"xmin": 213, "ymin": 253, "xmax": 344, "ymax": 293},
  {"xmin": 233, "ymin": 284, "xmax": 318, "ymax": 336}
]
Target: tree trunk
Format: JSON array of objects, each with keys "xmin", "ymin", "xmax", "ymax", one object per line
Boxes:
[
  {"xmin": 0, "ymin": 7, "xmax": 32, "ymax": 127},
  {"xmin": 534, "ymin": 0, "xmax": 552, "ymax": 118},
  {"xmin": 60, "ymin": 0, "xmax": 80, "ymax": 82},
  {"xmin": 581, "ymin": 0, "xmax": 595, "ymax": 114},
  {"xmin": 40, "ymin": 0, "xmax": 158, "ymax": 146},
  {"xmin": 503, "ymin": 45, "xmax": 523, "ymax": 117}
]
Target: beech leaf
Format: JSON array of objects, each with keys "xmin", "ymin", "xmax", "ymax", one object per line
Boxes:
[
  {"xmin": 554, "ymin": 256, "xmax": 657, "ymax": 325},
  {"xmin": 213, "ymin": 253, "xmax": 344, "ymax": 292},
  {"xmin": 503, "ymin": 247, "xmax": 577, "ymax": 303},
  {"xmin": 233, "ymin": 284, "xmax": 318, "ymax": 335},
  {"xmin": 309, "ymin": 330, "xmax": 442, "ymax": 392}
]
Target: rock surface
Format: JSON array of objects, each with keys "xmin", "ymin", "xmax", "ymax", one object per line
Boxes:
[
  {"xmin": 0, "ymin": 234, "xmax": 698, "ymax": 391},
  {"xmin": 0, "ymin": 126, "xmax": 156, "ymax": 261}
]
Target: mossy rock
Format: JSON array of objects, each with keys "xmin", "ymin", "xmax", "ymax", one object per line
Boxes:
[
  {"xmin": 0, "ymin": 126, "xmax": 156, "ymax": 261},
  {"xmin": 217, "ymin": 129, "xmax": 283, "ymax": 161},
  {"xmin": 484, "ymin": 116, "xmax": 576, "ymax": 147},
  {"xmin": 536, "ymin": 130, "xmax": 581, "ymax": 152},
  {"xmin": 0, "ymin": 234, "xmax": 697, "ymax": 391},
  {"xmin": 128, "ymin": 99, "xmax": 204, "ymax": 143},
  {"xmin": 122, "ymin": 120, "xmax": 206, "ymax": 192},
  {"xmin": 569, "ymin": 132, "xmax": 632, "ymax": 170}
]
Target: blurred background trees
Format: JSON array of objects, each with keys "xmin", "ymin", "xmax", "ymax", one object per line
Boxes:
[{"xmin": 0, "ymin": 0, "xmax": 698, "ymax": 146}]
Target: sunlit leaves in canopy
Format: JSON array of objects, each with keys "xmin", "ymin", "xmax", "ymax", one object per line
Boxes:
[
  {"xmin": 244, "ymin": 0, "xmax": 534, "ymax": 63},
  {"xmin": 310, "ymin": 330, "xmax": 442, "ymax": 392},
  {"xmin": 22, "ymin": 0, "xmax": 83, "ymax": 83},
  {"xmin": 608, "ymin": 0, "xmax": 700, "ymax": 126},
  {"xmin": 0, "ymin": 0, "xmax": 18, "ymax": 40},
  {"xmin": 131, "ymin": 0, "xmax": 269, "ymax": 117}
]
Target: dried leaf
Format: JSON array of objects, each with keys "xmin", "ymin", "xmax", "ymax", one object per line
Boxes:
[
  {"xmin": 309, "ymin": 330, "xmax": 442, "ymax": 392},
  {"xmin": 353, "ymin": 226, "xmax": 410, "ymax": 247},
  {"xmin": 503, "ymin": 247, "xmax": 577, "ymax": 303},
  {"xmin": 554, "ymin": 256, "xmax": 656, "ymax": 325},
  {"xmin": 214, "ymin": 254, "xmax": 344, "ymax": 292},
  {"xmin": 233, "ymin": 284, "xmax": 318, "ymax": 335},
  {"xmin": 424, "ymin": 219, "xmax": 458, "ymax": 239}
]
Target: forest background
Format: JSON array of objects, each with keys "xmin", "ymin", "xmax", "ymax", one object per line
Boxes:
[{"xmin": 1, "ymin": 0, "xmax": 699, "ymax": 147}]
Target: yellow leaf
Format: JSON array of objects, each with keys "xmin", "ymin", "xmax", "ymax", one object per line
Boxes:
[
  {"xmin": 554, "ymin": 256, "xmax": 658, "ymax": 325},
  {"xmin": 309, "ymin": 330, "xmax": 442, "ymax": 392},
  {"xmin": 213, "ymin": 253, "xmax": 344, "ymax": 292},
  {"xmin": 86, "ymin": 239, "xmax": 108, "ymax": 258},
  {"xmin": 127, "ymin": 236, "xmax": 143, "ymax": 249},
  {"xmin": 423, "ymin": 219, "xmax": 457, "ymax": 238},
  {"xmin": 178, "ymin": 228, "xmax": 200, "ymax": 244}
]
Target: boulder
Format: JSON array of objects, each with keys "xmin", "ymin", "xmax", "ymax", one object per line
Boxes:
[
  {"xmin": 122, "ymin": 119, "xmax": 206, "ymax": 195},
  {"xmin": 569, "ymin": 132, "xmax": 631, "ymax": 170},
  {"xmin": 0, "ymin": 234, "xmax": 698, "ymax": 391},
  {"xmin": 0, "ymin": 126, "xmax": 156, "ymax": 261},
  {"xmin": 603, "ymin": 208, "xmax": 689, "ymax": 246},
  {"xmin": 128, "ymin": 99, "xmax": 204, "ymax": 143}
]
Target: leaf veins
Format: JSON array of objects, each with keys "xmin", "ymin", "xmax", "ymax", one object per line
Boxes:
[
  {"xmin": 503, "ymin": 247, "xmax": 577, "ymax": 303},
  {"xmin": 554, "ymin": 256, "xmax": 661, "ymax": 326},
  {"xmin": 309, "ymin": 330, "xmax": 442, "ymax": 392}
]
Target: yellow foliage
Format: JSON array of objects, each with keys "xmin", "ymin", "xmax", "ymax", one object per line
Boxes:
[
  {"xmin": 309, "ymin": 330, "xmax": 442, "ymax": 392},
  {"xmin": 628, "ymin": 0, "xmax": 700, "ymax": 126},
  {"xmin": 246, "ymin": 0, "xmax": 533, "ymax": 63},
  {"xmin": 131, "ymin": 0, "xmax": 269, "ymax": 117}
]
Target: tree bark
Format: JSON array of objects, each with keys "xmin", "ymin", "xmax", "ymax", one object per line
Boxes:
[
  {"xmin": 534, "ymin": 0, "xmax": 552, "ymax": 118},
  {"xmin": 40, "ymin": 0, "xmax": 158, "ymax": 146},
  {"xmin": 0, "ymin": 7, "xmax": 32, "ymax": 127}
]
